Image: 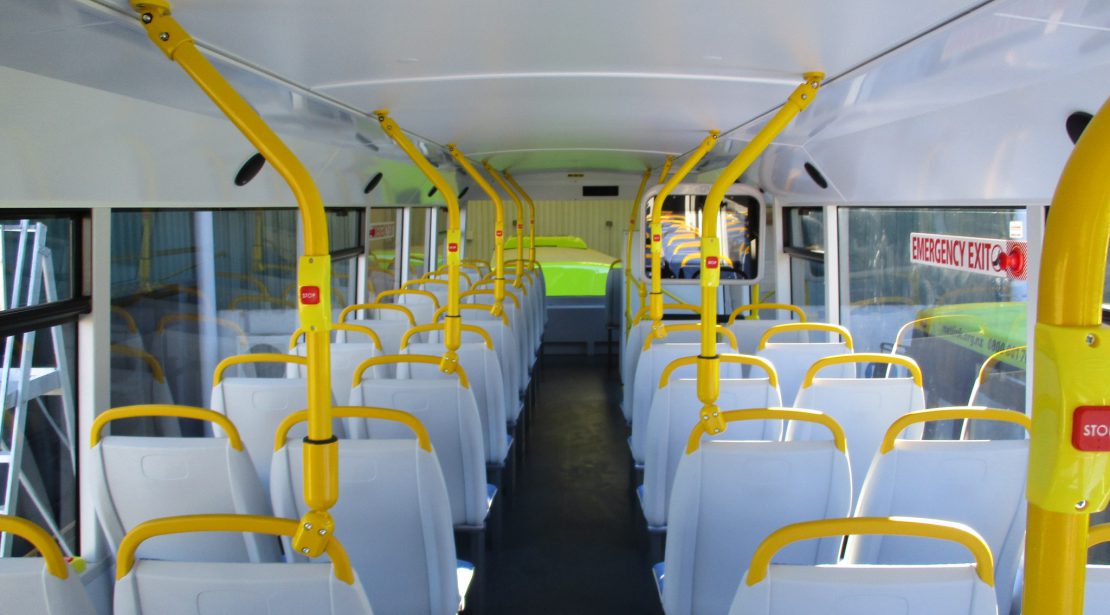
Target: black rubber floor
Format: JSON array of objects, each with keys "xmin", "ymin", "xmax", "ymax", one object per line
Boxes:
[{"xmin": 486, "ymin": 355, "xmax": 664, "ymax": 614}]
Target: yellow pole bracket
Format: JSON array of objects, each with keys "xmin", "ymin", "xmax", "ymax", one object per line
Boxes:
[
  {"xmin": 375, "ymin": 110, "xmax": 461, "ymax": 374},
  {"xmin": 449, "ymin": 146, "xmax": 507, "ymax": 318},
  {"xmin": 624, "ymin": 168, "xmax": 653, "ymax": 334},
  {"xmin": 1023, "ymin": 95, "xmax": 1110, "ymax": 615},
  {"xmin": 483, "ymin": 162, "xmax": 526, "ymax": 288},
  {"xmin": 129, "ymin": 1, "xmax": 337, "ymax": 558},
  {"xmin": 503, "ymin": 171, "xmax": 538, "ymax": 268}
]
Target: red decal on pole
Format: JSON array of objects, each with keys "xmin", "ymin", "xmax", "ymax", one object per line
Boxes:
[
  {"xmin": 653, "ymin": 234, "xmax": 661, "ymax": 242},
  {"xmin": 706, "ymin": 256, "xmax": 719, "ymax": 269},
  {"xmin": 496, "ymin": 230, "xmax": 503, "ymax": 238},
  {"xmin": 448, "ymin": 243, "xmax": 459, "ymax": 253},
  {"xmin": 300, "ymin": 286, "xmax": 320, "ymax": 305}
]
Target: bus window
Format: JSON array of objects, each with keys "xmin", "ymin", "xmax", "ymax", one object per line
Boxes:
[
  {"xmin": 784, "ymin": 208, "xmax": 826, "ymax": 321},
  {"xmin": 644, "ymin": 193, "xmax": 762, "ymax": 282},
  {"xmin": 405, "ymin": 207, "xmax": 429, "ymax": 280},
  {"xmin": 368, "ymin": 208, "xmax": 400, "ymax": 294},
  {"xmin": 327, "ymin": 208, "xmax": 365, "ymax": 310}
]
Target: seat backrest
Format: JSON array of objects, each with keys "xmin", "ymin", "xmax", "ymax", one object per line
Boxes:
[
  {"xmin": 663, "ymin": 438, "xmax": 851, "ymax": 615},
  {"xmin": 756, "ymin": 342, "xmax": 852, "ymax": 406},
  {"xmin": 622, "ymin": 320, "xmax": 700, "ymax": 414},
  {"xmin": 293, "ymin": 341, "xmax": 380, "ymax": 406},
  {"xmin": 407, "ymin": 341, "xmax": 509, "ymax": 463},
  {"xmin": 728, "ymin": 319, "xmax": 805, "ymax": 355},
  {"xmin": 1088, "ymin": 566, "xmax": 1110, "ymax": 614},
  {"xmin": 461, "ymin": 320, "xmax": 523, "ymax": 422},
  {"xmin": 0, "ymin": 516, "xmax": 95, "ymax": 615},
  {"xmin": 349, "ymin": 379, "xmax": 487, "ymax": 526},
  {"xmin": 345, "ymin": 318, "xmax": 423, "ymax": 364},
  {"xmin": 273, "ymin": 438, "xmax": 457, "ymax": 615},
  {"xmin": 629, "ymin": 342, "xmax": 739, "ymax": 434},
  {"xmin": 640, "ymin": 378, "xmax": 782, "ymax": 529},
  {"xmin": 396, "ymin": 293, "xmax": 438, "ymax": 325}
]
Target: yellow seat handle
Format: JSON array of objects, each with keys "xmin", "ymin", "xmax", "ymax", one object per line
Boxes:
[
  {"xmin": 757, "ymin": 322, "xmax": 854, "ymax": 351},
  {"xmin": 228, "ymin": 294, "xmax": 297, "ymax": 309},
  {"xmin": 430, "ymin": 267, "xmax": 474, "ymax": 286},
  {"xmin": 679, "ymin": 252, "xmax": 734, "ymax": 268},
  {"xmin": 110, "ymin": 345, "xmax": 166, "ymax": 384},
  {"xmin": 745, "ymin": 517, "xmax": 995, "ymax": 586},
  {"xmin": 351, "ymin": 354, "xmax": 470, "ymax": 388},
  {"xmin": 274, "ymin": 406, "xmax": 432, "ymax": 453},
  {"xmin": 91, "ymin": 404, "xmax": 245, "ymax": 451},
  {"xmin": 727, "ymin": 303, "xmax": 807, "ymax": 325},
  {"xmin": 338, "ymin": 302, "xmax": 416, "ymax": 327},
  {"xmin": 1088, "ymin": 523, "xmax": 1110, "ymax": 548},
  {"xmin": 463, "ymin": 288, "xmax": 520, "ymax": 309},
  {"xmin": 115, "ymin": 514, "xmax": 354, "ymax": 584},
  {"xmin": 976, "ymin": 346, "xmax": 1027, "ymax": 385},
  {"xmin": 399, "ymin": 323, "xmax": 494, "ymax": 350},
  {"xmin": 631, "ymin": 303, "xmax": 700, "ymax": 326},
  {"xmin": 0, "ymin": 515, "xmax": 70, "ymax": 579},
  {"xmin": 660, "ymin": 353, "xmax": 779, "ymax": 389},
  {"xmin": 433, "ymin": 304, "xmax": 509, "ymax": 326},
  {"xmin": 879, "ymin": 407, "xmax": 1031, "ymax": 453},
  {"xmin": 643, "ymin": 323, "xmax": 737, "ymax": 352},
  {"xmin": 376, "ymin": 289, "xmax": 441, "ymax": 310},
  {"xmin": 212, "ymin": 353, "xmax": 308, "ymax": 387},
  {"xmin": 802, "ymin": 353, "xmax": 923, "ymax": 389},
  {"xmin": 687, "ymin": 407, "xmax": 846, "ymax": 454},
  {"xmin": 289, "ymin": 323, "xmax": 382, "ymax": 351}
]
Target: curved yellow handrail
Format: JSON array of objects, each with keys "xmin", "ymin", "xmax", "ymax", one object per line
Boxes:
[
  {"xmin": 674, "ymin": 240, "xmax": 701, "ymax": 252},
  {"xmin": 727, "ymin": 303, "xmax": 807, "ymax": 325},
  {"xmin": 399, "ymin": 323, "xmax": 494, "ymax": 350},
  {"xmin": 462, "ymin": 288, "xmax": 520, "ymax": 309},
  {"xmin": 115, "ymin": 514, "xmax": 354, "ymax": 584},
  {"xmin": 686, "ymin": 407, "xmax": 846, "ymax": 454},
  {"xmin": 643, "ymin": 323, "xmax": 737, "ymax": 352},
  {"xmin": 679, "ymin": 252, "xmax": 734, "ymax": 268},
  {"xmin": 215, "ymin": 272, "xmax": 268, "ymax": 295},
  {"xmin": 745, "ymin": 517, "xmax": 995, "ymax": 586},
  {"xmin": 91, "ymin": 404, "xmax": 244, "ymax": 451},
  {"xmin": 212, "ymin": 353, "xmax": 308, "ymax": 387},
  {"xmin": 892, "ymin": 314, "xmax": 987, "ymax": 351},
  {"xmin": 289, "ymin": 323, "xmax": 382, "ymax": 352},
  {"xmin": 110, "ymin": 344, "xmax": 166, "ymax": 384},
  {"xmin": 228, "ymin": 293, "xmax": 297, "ymax": 310},
  {"xmin": 1088, "ymin": 524, "xmax": 1110, "ymax": 548},
  {"xmin": 0, "ymin": 515, "xmax": 70, "ymax": 579},
  {"xmin": 338, "ymin": 302, "xmax": 416, "ymax": 327},
  {"xmin": 757, "ymin": 322, "xmax": 854, "ymax": 351},
  {"xmin": 351, "ymin": 354, "xmax": 470, "ymax": 389},
  {"xmin": 111, "ymin": 305, "xmax": 139, "ymax": 334},
  {"xmin": 802, "ymin": 353, "xmax": 922, "ymax": 389},
  {"xmin": 977, "ymin": 346, "xmax": 1028, "ymax": 385},
  {"xmin": 433, "ymin": 304, "xmax": 510, "ymax": 326},
  {"xmin": 154, "ymin": 313, "xmax": 250, "ymax": 347},
  {"xmin": 631, "ymin": 303, "xmax": 701, "ymax": 326},
  {"xmin": 376, "ymin": 289, "xmax": 441, "ymax": 310},
  {"xmin": 430, "ymin": 267, "xmax": 474, "ymax": 287},
  {"xmin": 404, "ymin": 278, "xmax": 449, "ymax": 290},
  {"xmin": 274, "ymin": 406, "xmax": 431, "ymax": 453},
  {"xmin": 880, "ymin": 407, "xmax": 1032, "ymax": 454},
  {"xmin": 666, "ymin": 233, "xmax": 698, "ymax": 246},
  {"xmin": 660, "ymin": 354, "xmax": 779, "ymax": 389}
]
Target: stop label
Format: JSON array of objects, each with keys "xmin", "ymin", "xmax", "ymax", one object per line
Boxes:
[{"xmin": 1074, "ymin": 406, "xmax": 1110, "ymax": 451}]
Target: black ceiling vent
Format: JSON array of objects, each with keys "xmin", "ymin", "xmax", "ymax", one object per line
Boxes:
[
  {"xmin": 355, "ymin": 132, "xmax": 380, "ymax": 151},
  {"xmin": 458, "ymin": 186, "xmax": 470, "ymax": 199},
  {"xmin": 803, "ymin": 162, "xmax": 829, "ymax": 189},
  {"xmin": 363, "ymin": 172, "xmax": 383, "ymax": 195},
  {"xmin": 583, "ymin": 185, "xmax": 619, "ymax": 197},
  {"xmin": 427, "ymin": 185, "xmax": 438, "ymax": 197},
  {"xmin": 1067, "ymin": 111, "xmax": 1094, "ymax": 145},
  {"xmin": 234, "ymin": 152, "xmax": 266, "ymax": 186}
]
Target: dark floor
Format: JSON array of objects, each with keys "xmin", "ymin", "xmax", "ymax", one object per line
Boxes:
[{"xmin": 486, "ymin": 355, "xmax": 664, "ymax": 614}]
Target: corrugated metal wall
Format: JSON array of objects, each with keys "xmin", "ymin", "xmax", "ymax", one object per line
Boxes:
[{"xmin": 465, "ymin": 199, "xmax": 632, "ymax": 261}]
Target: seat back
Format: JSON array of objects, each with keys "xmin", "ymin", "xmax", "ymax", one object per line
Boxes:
[
  {"xmin": 622, "ymin": 318, "xmax": 700, "ymax": 416},
  {"xmin": 1087, "ymin": 524, "xmax": 1110, "ymax": 615},
  {"xmin": 345, "ymin": 319, "xmax": 421, "ymax": 365},
  {"xmin": 273, "ymin": 437, "xmax": 457, "ymax": 615},
  {"xmin": 0, "ymin": 516, "xmax": 94, "ymax": 615},
  {"xmin": 293, "ymin": 341, "xmax": 380, "ymax": 406},
  {"xmin": 462, "ymin": 319, "xmax": 523, "ymax": 423},
  {"xmin": 756, "ymin": 342, "xmax": 852, "ymax": 405},
  {"xmin": 90, "ymin": 406, "xmax": 281, "ymax": 562},
  {"xmin": 663, "ymin": 410, "xmax": 852, "ymax": 615},
  {"xmin": 640, "ymin": 378, "xmax": 782, "ymax": 529},
  {"xmin": 629, "ymin": 342, "xmax": 738, "ymax": 439},
  {"xmin": 393, "ymin": 291, "xmax": 439, "ymax": 325}
]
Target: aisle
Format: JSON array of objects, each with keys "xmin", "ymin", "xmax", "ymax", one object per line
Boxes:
[{"xmin": 486, "ymin": 355, "xmax": 663, "ymax": 614}]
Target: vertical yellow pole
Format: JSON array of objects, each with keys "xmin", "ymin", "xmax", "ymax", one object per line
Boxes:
[
  {"xmin": 129, "ymin": 0, "xmax": 337, "ymax": 557},
  {"xmin": 648, "ymin": 133, "xmax": 719, "ymax": 338},
  {"xmin": 1024, "ymin": 95, "xmax": 1110, "ymax": 615},
  {"xmin": 376, "ymin": 111, "xmax": 462, "ymax": 368},
  {"xmin": 697, "ymin": 74, "xmax": 822, "ymax": 436},
  {"xmin": 503, "ymin": 172, "xmax": 537, "ymax": 269},
  {"xmin": 625, "ymin": 168, "xmax": 653, "ymax": 333},
  {"xmin": 449, "ymin": 146, "xmax": 506, "ymax": 316},
  {"xmin": 484, "ymin": 163, "xmax": 526, "ymax": 290}
]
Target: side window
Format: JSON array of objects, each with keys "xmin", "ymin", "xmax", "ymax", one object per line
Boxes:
[{"xmin": 783, "ymin": 207, "xmax": 826, "ymax": 321}]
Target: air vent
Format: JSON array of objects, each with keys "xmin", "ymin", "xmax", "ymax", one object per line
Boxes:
[
  {"xmin": 234, "ymin": 152, "xmax": 266, "ymax": 186},
  {"xmin": 427, "ymin": 185, "xmax": 438, "ymax": 197},
  {"xmin": 583, "ymin": 185, "xmax": 619, "ymax": 197},
  {"xmin": 363, "ymin": 172, "xmax": 383, "ymax": 195},
  {"xmin": 1067, "ymin": 111, "xmax": 1093, "ymax": 145},
  {"xmin": 458, "ymin": 186, "xmax": 470, "ymax": 199},
  {"xmin": 803, "ymin": 162, "xmax": 828, "ymax": 190}
]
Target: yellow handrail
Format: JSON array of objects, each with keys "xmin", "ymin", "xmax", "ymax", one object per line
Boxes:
[
  {"xmin": 631, "ymin": 302, "xmax": 700, "ymax": 325},
  {"xmin": 503, "ymin": 172, "xmax": 538, "ymax": 268},
  {"xmin": 745, "ymin": 517, "xmax": 995, "ymax": 586},
  {"xmin": 1088, "ymin": 524, "xmax": 1110, "ymax": 548},
  {"xmin": 666, "ymin": 234, "xmax": 698, "ymax": 246},
  {"xmin": 449, "ymin": 146, "xmax": 507, "ymax": 317},
  {"xmin": 892, "ymin": 314, "xmax": 987, "ymax": 351},
  {"xmin": 90, "ymin": 404, "xmax": 245, "ymax": 451},
  {"xmin": 338, "ymin": 302, "xmax": 416, "ymax": 327},
  {"xmin": 976, "ymin": 345, "xmax": 1027, "ymax": 385},
  {"xmin": 0, "ymin": 515, "xmax": 71, "ymax": 579},
  {"xmin": 801, "ymin": 353, "xmax": 923, "ymax": 389},
  {"xmin": 375, "ymin": 288, "xmax": 441, "ymax": 310},
  {"xmin": 155, "ymin": 312, "xmax": 249, "ymax": 348},
  {"xmin": 115, "ymin": 514, "xmax": 355, "ymax": 584},
  {"xmin": 679, "ymin": 252, "xmax": 733, "ymax": 268},
  {"xmin": 429, "ymin": 268, "xmax": 474, "ymax": 287},
  {"xmin": 212, "ymin": 353, "xmax": 307, "ymax": 387},
  {"xmin": 399, "ymin": 323, "xmax": 494, "ymax": 350},
  {"xmin": 351, "ymin": 354, "xmax": 470, "ymax": 389},
  {"xmin": 110, "ymin": 344, "xmax": 166, "ymax": 384},
  {"xmin": 757, "ymin": 322, "xmax": 854, "ymax": 351},
  {"xmin": 643, "ymin": 323, "xmax": 737, "ymax": 352},
  {"xmin": 274, "ymin": 406, "xmax": 432, "ymax": 453},
  {"xmin": 694, "ymin": 73, "xmax": 823, "ymax": 448},
  {"xmin": 879, "ymin": 407, "xmax": 1031, "ymax": 454},
  {"xmin": 289, "ymin": 323, "xmax": 382, "ymax": 352},
  {"xmin": 433, "ymin": 303, "xmax": 510, "ymax": 326},
  {"xmin": 624, "ymin": 168, "xmax": 653, "ymax": 335},
  {"xmin": 112, "ymin": 305, "xmax": 139, "ymax": 333},
  {"xmin": 484, "ymin": 163, "xmax": 526, "ymax": 288},
  {"xmin": 727, "ymin": 303, "xmax": 807, "ymax": 325},
  {"xmin": 403, "ymin": 278, "xmax": 449, "ymax": 290},
  {"xmin": 462, "ymin": 288, "xmax": 520, "ymax": 309},
  {"xmin": 686, "ymin": 407, "xmax": 846, "ymax": 454},
  {"xmin": 660, "ymin": 354, "xmax": 778, "ymax": 389}
]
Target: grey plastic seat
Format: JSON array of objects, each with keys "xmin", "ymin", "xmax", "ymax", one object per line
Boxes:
[
  {"xmin": 754, "ymin": 322, "xmax": 855, "ymax": 407},
  {"xmin": 0, "ymin": 515, "xmax": 95, "ymax": 615}
]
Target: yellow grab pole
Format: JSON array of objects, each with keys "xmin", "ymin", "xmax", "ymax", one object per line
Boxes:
[
  {"xmin": 376, "ymin": 111, "xmax": 462, "ymax": 370},
  {"xmin": 1023, "ymin": 95, "xmax": 1110, "ymax": 615},
  {"xmin": 129, "ymin": 0, "xmax": 337, "ymax": 557},
  {"xmin": 449, "ymin": 146, "xmax": 506, "ymax": 317},
  {"xmin": 503, "ymin": 171, "xmax": 537, "ymax": 268},
  {"xmin": 648, "ymin": 132, "xmax": 719, "ymax": 339},
  {"xmin": 697, "ymin": 73, "xmax": 822, "ymax": 437},
  {"xmin": 624, "ymin": 168, "xmax": 653, "ymax": 333},
  {"xmin": 484, "ymin": 163, "xmax": 526, "ymax": 289},
  {"xmin": 657, "ymin": 155, "xmax": 675, "ymax": 184}
]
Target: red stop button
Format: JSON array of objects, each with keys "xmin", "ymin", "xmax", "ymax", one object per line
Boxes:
[
  {"xmin": 300, "ymin": 286, "xmax": 320, "ymax": 305},
  {"xmin": 706, "ymin": 256, "xmax": 719, "ymax": 269},
  {"xmin": 653, "ymin": 234, "xmax": 661, "ymax": 242},
  {"xmin": 1073, "ymin": 406, "xmax": 1110, "ymax": 451}
]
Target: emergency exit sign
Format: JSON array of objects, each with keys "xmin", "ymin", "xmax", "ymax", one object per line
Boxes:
[{"xmin": 909, "ymin": 232, "xmax": 1027, "ymax": 280}]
